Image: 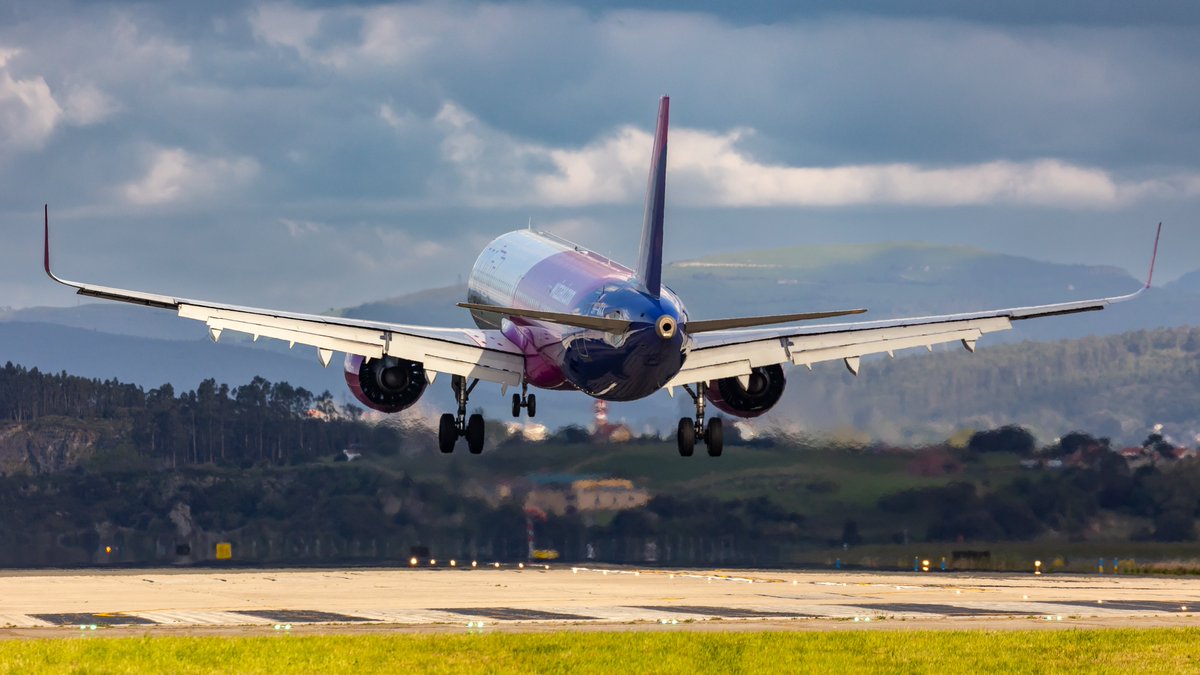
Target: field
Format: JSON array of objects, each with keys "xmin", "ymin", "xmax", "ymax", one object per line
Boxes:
[
  {"xmin": 1, "ymin": 629, "xmax": 1198, "ymax": 674},
  {"xmin": 412, "ymin": 440, "xmax": 1020, "ymax": 538}
]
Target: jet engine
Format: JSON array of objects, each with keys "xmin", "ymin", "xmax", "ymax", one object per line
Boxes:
[
  {"xmin": 706, "ymin": 364, "xmax": 786, "ymax": 418},
  {"xmin": 343, "ymin": 354, "xmax": 428, "ymax": 413}
]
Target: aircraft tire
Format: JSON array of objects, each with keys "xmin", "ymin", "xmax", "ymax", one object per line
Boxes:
[
  {"xmin": 466, "ymin": 414, "xmax": 486, "ymax": 454},
  {"xmin": 527, "ymin": 394, "xmax": 537, "ymax": 418},
  {"xmin": 705, "ymin": 418, "xmax": 724, "ymax": 457},
  {"xmin": 438, "ymin": 414, "xmax": 457, "ymax": 453},
  {"xmin": 677, "ymin": 417, "xmax": 695, "ymax": 457},
  {"xmin": 512, "ymin": 393, "xmax": 521, "ymax": 417}
]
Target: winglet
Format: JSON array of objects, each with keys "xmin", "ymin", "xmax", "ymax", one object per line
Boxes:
[
  {"xmin": 1145, "ymin": 222, "xmax": 1162, "ymax": 289},
  {"xmin": 636, "ymin": 96, "xmax": 669, "ymax": 298},
  {"xmin": 43, "ymin": 204, "xmax": 64, "ymax": 284}
]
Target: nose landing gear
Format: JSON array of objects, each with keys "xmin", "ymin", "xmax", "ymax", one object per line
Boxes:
[
  {"xmin": 439, "ymin": 375, "xmax": 485, "ymax": 454},
  {"xmin": 677, "ymin": 383, "xmax": 724, "ymax": 457}
]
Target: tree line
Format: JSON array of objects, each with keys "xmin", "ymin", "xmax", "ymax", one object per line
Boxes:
[{"xmin": 0, "ymin": 362, "xmax": 396, "ymax": 468}]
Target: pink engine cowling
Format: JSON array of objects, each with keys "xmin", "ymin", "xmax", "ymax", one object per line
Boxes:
[
  {"xmin": 705, "ymin": 364, "xmax": 786, "ymax": 418},
  {"xmin": 343, "ymin": 354, "xmax": 428, "ymax": 413}
]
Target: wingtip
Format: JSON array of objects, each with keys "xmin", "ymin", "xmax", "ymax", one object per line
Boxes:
[
  {"xmin": 1145, "ymin": 222, "xmax": 1162, "ymax": 289},
  {"xmin": 43, "ymin": 204, "xmax": 52, "ymax": 278}
]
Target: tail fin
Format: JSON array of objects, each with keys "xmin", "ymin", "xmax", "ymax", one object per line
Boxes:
[{"xmin": 636, "ymin": 96, "xmax": 669, "ymax": 298}]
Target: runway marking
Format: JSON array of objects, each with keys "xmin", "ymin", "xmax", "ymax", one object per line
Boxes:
[
  {"xmin": 0, "ymin": 614, "xmax": 54, "ymax": 628},
  {"xmin": 1039, "ymin": 600, "xmax": 1197, "ymax": 614},
  {"xmin": 561, "ymin": 606, "xmax": 696, "ymax": 622},
  {"xmin": 129, "ymin": 611, "xmax": 274, "ymax": 626},
  {"xmin": 632, "ymin": 605, "xmax": 811, "ymax": 619},
  {"xmin": 342, "ymin": 610, "xmax": 469, "ymax": 625},
  {"xmin": 435, "ymin": 608, "xmax": 598, "ymax": 621},
  {"xmin": 848, "ymin": 604, "xmax": 1035, "ymax": 617},
  {"xmin": 31, "ymin": 613, "xmax": 157, "ymax": 626},
  {"xmin": 236, "ymin": 610, "xmax": 376, "ymax": 623}
]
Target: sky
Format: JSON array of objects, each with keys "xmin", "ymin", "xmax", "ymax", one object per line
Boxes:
[{"xmin": 2, "ymin": 1, "xmax": 1198, "ymax": 312}]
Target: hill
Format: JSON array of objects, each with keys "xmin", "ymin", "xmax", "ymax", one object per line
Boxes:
[
  {"xmin": 0, "ymin": 321, "xmax": 345, "ymax": 399},
  {"xmin": 773, "ymin": 326, "xmax": 1200, "ymax": 445},
  {"xmin": 1169, "ymin": 268, "xmax": 1200, "ymax": 293}
]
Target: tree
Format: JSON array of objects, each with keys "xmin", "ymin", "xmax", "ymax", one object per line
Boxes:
[
  {"xmin": 841, "ymin": 519, "xmax": 862, "ymax": 546},
  {"xmin": 968, "ymin": 426, "xmax": 1035, "ymax": 455},
  {"xmin": 1153, "ymin": 510, "xmax": 1196, "ymax": 542}
]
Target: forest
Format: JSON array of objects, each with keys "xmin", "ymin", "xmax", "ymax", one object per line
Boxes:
[{"xmin": 0, "ymin": 361, "xmax": 396, "ymax": 468}]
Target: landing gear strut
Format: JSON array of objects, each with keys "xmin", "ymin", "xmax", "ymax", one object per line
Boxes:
[
  {"xmin": 439, "ymin": 375, "xmax": 485, "ymax": 454},
  {"xmin": 678, "ymin": 384, "xmax": 723, "ymax": 458},
  {"xmin": 511, "ymin": 380, "xmax": 537, "ymax": 418}
]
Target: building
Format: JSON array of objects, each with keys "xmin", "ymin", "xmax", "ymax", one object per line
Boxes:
[{"xmin": 523, "ymin": 474, "xmax": 650, "ymax": 516}]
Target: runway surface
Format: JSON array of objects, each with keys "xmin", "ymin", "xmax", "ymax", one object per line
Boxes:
[{"xmin": 2, "ymin": 566, "xmax": 1199, "ymax": 635}]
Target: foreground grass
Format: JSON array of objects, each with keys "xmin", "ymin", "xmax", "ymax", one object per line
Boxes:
[{"xmin": 2, "ymin": 629, "xmax": 1199, "ymax": 674}]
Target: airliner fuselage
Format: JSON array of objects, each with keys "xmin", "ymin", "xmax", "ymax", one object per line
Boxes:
[{"xmin": 466, "ymin": 230, "xmax": 688, "ymax": 401}]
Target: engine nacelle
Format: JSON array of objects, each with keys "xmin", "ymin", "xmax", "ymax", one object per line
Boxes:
[
  {"xmin": 343, "ymin": 354, "xmax": 428, "ymax": 413},
  {"xmin": 706, "ymin": 364, "xmax": 786, "ymax": 418}
]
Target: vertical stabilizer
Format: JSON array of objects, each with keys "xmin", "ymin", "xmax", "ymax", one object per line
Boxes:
[{"xmin": 637, "ymin": 96, "xmax": 669, "ymax": 298}]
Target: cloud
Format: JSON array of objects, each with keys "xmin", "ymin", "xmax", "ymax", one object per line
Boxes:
[
  {"xmin": 432, "ymin": 102, "xmax": 1200, "ymax": 209},
  {"xmin": 61, "ymin": 82, "xmax": 120, "ymax": 126},
  {"xmin": 121, "ymin": 147, "xmax": 259, "ymax": 205},
  {"xmin": 0, "ymin": 49, "xmax": 62, "ymax": 151},
  {"xmin": 2, "ymin": 1, "xmax": 1200, "ymax": 310}
]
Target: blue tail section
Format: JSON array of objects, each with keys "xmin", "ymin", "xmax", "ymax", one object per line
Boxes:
[{"xmin": 637, "ymin": 96, "xmax": 669, "ymax": 298}]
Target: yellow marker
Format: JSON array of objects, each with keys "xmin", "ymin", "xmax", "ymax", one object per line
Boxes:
[
  {"xmin": 215, "ymin": 543, "xmax": 232, "ymax": 560},
  {"xmin": 105, "ymin": 546, "xmax": 112, "ymax": 555}
]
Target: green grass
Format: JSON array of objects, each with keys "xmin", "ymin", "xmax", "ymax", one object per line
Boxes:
[{"xmin": 2, "ymin": 630, "xmax": 1198, "ymax": 674}]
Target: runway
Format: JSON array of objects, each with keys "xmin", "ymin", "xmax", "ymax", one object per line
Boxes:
[{"xmin": 2, "ymin": 566, "xmax": 1199, "ymax": 635}]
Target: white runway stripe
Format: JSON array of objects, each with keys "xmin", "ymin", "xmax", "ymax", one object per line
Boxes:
[
  {"xmin": 578, "ymin": 606, "xmax": 710, "ymax": 622},
  {"xmin": 0, "ymin": 614, "xmax": 54, "ymax": 627},
  {"xmin": 338, "ymin": 610, "xmax": 463, "ymax": 624},
  {"xmin": 130, "ymin": 611, "xmax": 275, "ymax": 625}
]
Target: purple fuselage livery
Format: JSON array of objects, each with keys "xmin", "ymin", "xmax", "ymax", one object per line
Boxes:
[{"xmin": 465, "ymin": 230, "xmax": 688, "ymax": 401}]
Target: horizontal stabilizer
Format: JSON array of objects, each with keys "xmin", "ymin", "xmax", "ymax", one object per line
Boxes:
[
  {"xmin": 685, "ymin": 308, "xmax": 868, "ymax": 334},
  {"xmin": 457, "ymin": 302, "xmax": 631, "ymax": 333}
]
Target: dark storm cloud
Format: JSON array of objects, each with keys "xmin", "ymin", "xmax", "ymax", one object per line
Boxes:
[{"xmin": 0, "ymin": 1, "xmax": 1196, "ymax": 312}]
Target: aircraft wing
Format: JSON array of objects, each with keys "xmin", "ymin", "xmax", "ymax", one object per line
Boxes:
[
  {"xmin": 666, "ymin": 225, "xmax": 1162, "ymax": 389},
  {"xmin": 43, "ymin": 211, "xmax": 525, "ymax": 386}
]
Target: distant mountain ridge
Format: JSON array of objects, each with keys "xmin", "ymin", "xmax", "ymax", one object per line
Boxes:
[
  {"xmin": 333, "ymin": 242, "xmax": 1197, "ymax": 344},
  {"xmin": 1169, "ymin": 268, "xmax": 1200, "ymax": 293}
]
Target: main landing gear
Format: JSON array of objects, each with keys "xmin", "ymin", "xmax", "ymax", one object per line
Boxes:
[
  {"xmin": 439, "ymin": 375, "xmax": 485, "ymax": 455},
  {"xmin": 511, "ymin": 380, "xmax": 537, "ymax": 418},
  {"xmin": 677, "ymin": 384, "xmax": 723, "ymax": 458}
]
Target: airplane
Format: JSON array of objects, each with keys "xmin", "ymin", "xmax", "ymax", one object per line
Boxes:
[{"xmin": 43, "ymin": 96, "xmax": 1161, "ymax": 458}]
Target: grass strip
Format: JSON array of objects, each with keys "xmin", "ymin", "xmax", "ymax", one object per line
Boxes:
[{"xmin": 1, "ymin": 628, "xmax": 1198, "ymax": 674}]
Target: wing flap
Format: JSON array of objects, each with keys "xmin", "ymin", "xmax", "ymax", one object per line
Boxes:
[
  {"xmin": 669, "ymin": 317, "xmax": 1010, "ymax": 387},
  {"xmin": 786, "ymin": 325, "xmax": 993, "ymax": 368},
  {"xmin": 177, "ymin": 304, "xmax": 525, "ymax": 385}
]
